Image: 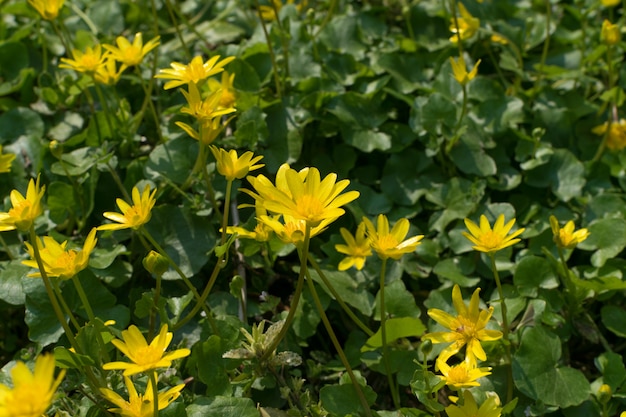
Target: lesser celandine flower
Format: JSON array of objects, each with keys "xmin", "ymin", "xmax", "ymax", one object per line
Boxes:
[
  {"xmin": 208, "ymin": 71, "xmax": 237, "ymax": 109},
  {"xmin": 180, "ymin": 83, "xmax": 236, "ymax": 123},
  {"xmin": 103, "ymin": 324, "xmax": 190, "ymax": 376},
  {"xmin": 449, "ymin": 3, "xmax": 479, "ymax": 44},
  {"xmin": 155, "ymin": 55, "xmax": 235, "ymax": 90},
  {"xmin": 0, "ymin": 176, "xmax": 45, "ymax": 232},
  {"xmin": 438, "ymin": 360, "xmax": 492, "ymax": 389},
  {"xmin": 423, "ymin": 285, "xmax": 502, "ymax": 368},
  {"xmin": 94, "ymin": 58, "xmax": 124, "ymax": 86},
  {"xmin": 601, "ymin": 20, "xmax": 621, "ymax": 45},
  {"xmin": 445, "ymin": 390, "xmax": 502, "ymax": 417},
  {"xmin": 98, "ymin": 185, "xmax": 157, "ymax": 231},
  {"xmin": 257, "ymin": 214, "xmax": 333, "ymax": 245},
  {"xmin": 23, "ymin": 228, "xmax": 97, "ymax": 280},
  {"xmin": 27, "ymin": 0, "xmax": 64, "ymax": 20},
  {"xmin": 176, "ymin": 114, "xmax": 234, "ymax": 145},
  {"xmin": 362, "ymin": 214, "xmax": 423, "ymax": 260},
  {"xmin": 103, "ymin": 33, "xmax": 160, "ymax": 67},
  {"xmin": 0, "ymin": 354, "xmax": 66, "ymax": 417},
  {"xmin": 592, "ymin": 119, "xmax": 626, "ymax": 151},
  {"xmin": 0, "ymin": 145, "xmax": 16, "ymax": 173},
  {"xmin": 601, "ymin": 0, "xmax": 620, "ymax": 6},
  {"xmin": 59, "ymin": 45, "xmax": 108, "ymax": 74},
  {"xmin": 259, "ymin": 0, "xmax": 308, "ymax": 20},
  {"xmin": 226, "ymin": 204, "xmax": 273, "ymax": 242},
  {"xmin": 463, "ymin": 214, "xmax": 524, "ymax": 254},
  {"xmin": 549, "ymin": 216, "xmax": 589, "ymax": 249},
  {"xmin": 100, "ymin": 376, "xmax": 184, "ymax": 417},
  {"xmin": 246, "ymin": 164, "xmax": 359, "ymax": 228},
  {"xmin": 209, "ymin": 146, "xmax": 264, "ymax": 181},
  {"xmin": 335, "ymin": 222, "xmax": 372, "ymax": 271},
  {"xmin": 450, "ymin": 56, "xmax": 481, "ymax": 86}
]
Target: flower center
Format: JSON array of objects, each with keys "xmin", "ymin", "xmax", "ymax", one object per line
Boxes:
[
  {"xmin": 80, "ymin": 54, "xmax": 101, "ymax": 72},
  {"xmin": 375, "ymin": 234, "xmax": 399, "ymax": 252},
  {"xmin": 295, "ymin": 195, "xmax": 324, "ymax": 222},
  {"xmin": 133, "ymin": 346, "xmax": 164, "ymax": 365},
  {"xmin": 455, "ymin": 316, "xmax": 478, "ymax": 342},
  {"xmin": 447, "ymin": 364, "xmax": 471, "ymax": 383},
  {"xmin": 122, "ymin": 46, "xmax": 142, "ymax": 65},
  {"xmin": 55, "ymin": 250, "xmax": 77, "ymax": 273},
  {"xmin": 188, "ymin": 61, "xmax": 207, "ymax": 84},
  {"xmin": 479, "ymin": 230, "xmax": 503, "ymax": 250}
]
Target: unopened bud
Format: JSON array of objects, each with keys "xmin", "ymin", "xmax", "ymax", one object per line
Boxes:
[
  {"xmin": 143, "ymin": 251, "xmax": 169, "ymax": 277},
  {"xmin": 598, "ymin": 383, "xmax": 612, "ymax": 404}
]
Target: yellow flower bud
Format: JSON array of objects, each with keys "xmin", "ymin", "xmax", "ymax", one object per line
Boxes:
[
  {"xmin": 142, "ymin": 250, "xmax": 169, "ymax": 277},
  {"xmin": 601, "ymin": 20, "xmax": 621, "ymax": 45}
]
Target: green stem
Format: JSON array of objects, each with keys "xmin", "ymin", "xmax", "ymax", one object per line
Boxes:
[
  {"xmin": 105, "ymin": 162, "xmax": 132, "ymax": 202},
  {"xmin": 71, "ymin": 275, "xmax": 111, "ymax": 363},
  {"xmin": 164, "ymin": 0, "xmax": 190, "ymax": 59},
  {"xmin": 306, "ymin": 255, "xmax": 373, "ymax": 337},
  {"xmin": 92, "ymin": 81, "xmax": 115, "ymax": 138},
  {"xmin": 149, "ymin": 271, "xmax": 163, "ymax": 341},
  {"xmin": 150, "ymin": 371, "xmax": 160, "ymax": 417},
  {"xmin": 133, "ymin": 66, "xmax": 163, "ymax": 144},
  {"xmin": 259, "ymin": 227, "xmax": 311, "ymax": 362},
  {"xmin": 252, "ymin": 0, "xmax": 283, "ymax": 99},
  {"xmin": 489, "ymin": 253, "xmax": 513, "ymax": 403},
  {"xmin": 50, "ymin": 277, "xmax": 81, "ymax": 332},
  {"xmin": 305, "ymin": 272, "xmax": 373, "ymax": 417},
  {"xmin": 379, "ymin": 258, "xmax": 400, "ymax": 409},
  {"xmin": 0, "ymin": 233, "xmax": 14, "ymax": 260},
  {"xmin": 531, "ymin": 0, "xmax": 551, "ymax": 99},
  {"xmin": 220, "ymin": 180, "xmax": 233, "ymax": 245}
]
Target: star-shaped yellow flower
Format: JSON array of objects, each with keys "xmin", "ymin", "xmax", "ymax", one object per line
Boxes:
[
  {"xmin": 103, "ymin": 32, "xmax": 160, "ymax": 67},
  {"xmin": 423, "ymin": 285, "xmax": 502, "ymax": 368},
  {"xmin": 0, "ymin": 145, "xmax": 16, "ymax": 173},
  {"xmin": 438, "ymin": 360, "xmax": 492, "ymax": 390},
  {"xmin": 59, "ymin": 45, "xmax": 108, "ymax": 74},
  {"xmin": 98, "ymin": 185, "xmax": 157, "ymax": 231},
  {"xmin": 94, "ymin": 57, "xmax": 124, "ymax": 85},
  {"xmin": 335, "ymin": 222, "xmax": 372, "ymax": 270},
  {"xmin": 207, "ymin": 71, "xmax": 237, "ymax": 109},
  {"xmin": 449, "ymin": 55, "xmax": 481, "ymax": 86},
  {"xmin": 257, "ymin": 214, "xmax": 333, "ymax": 245},
  {"xmin": 0, "ymin": 354, "xmax": 65, "ymax": 417},
  {"xmin": 361, "ymin": 214, "xmax": 423, "ymax": 260},
  {"xmin": 180, "ymin": 83, "xmax": 236, "ymax": 123},
  {"xmin": 445, "ymin": 390, "xmax": 502, "ymax": 417},
  {"xmin": 549, "ymin": 215, "xmax": 589, "ymax": 250},
  {"xmin": 209, "ymin": 146, "xmax": 264, "ymax": 181},
  {"xmin": 100, "ymin": 376, "xmax": 184, "ymax": 417},
  {"xmin": 592, "ymin": 119, "xmax": 626, "ymax": 151},
  {"xmin": 103, "ymin": 324, "xmax": 190, "ymax": 376},
  {"xmin": 155, "ymin": 55, "xmax": 235, "ymax": 90},
  {"xmin": 27, "ymin": 0, "xmax": 64, "ymax": 20},
  {"xmin": 449, "ymin": 2, "xmax": 480, "ymax": 44},
  {"xmin": 463, "ymin": 214, "xmax": 524, "ymax": 254},
  {"xmin": 23, "ymin": 228, "xmax": 97, "ymax": 280},
  {"xmin": 0, "ymin": 175, "xmax": 45, "ymax": 232}
]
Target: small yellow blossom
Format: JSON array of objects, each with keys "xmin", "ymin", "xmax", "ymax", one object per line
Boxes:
[
  {"xmin": 100, "ymin": 376, "xmax": 184, "ymax": 417},
  {"xmin": 438, "ymin": 360, "xmax": 492, "ymax": 389},
  {"xmin": 259, "ymin": 0, "xmax": 308, "ymax": 20},
  {"xmin": 335, "ymin": 222, "xmax": 372, "ymax": 271},
  {"xmin": 59, "ymin": 45, "xmax": 108, "ymax": 74},
  {"xmin": 176, "ymin": 114, "xmax": 235, "ymax": 146},
  {"xmin": 257, "ymin": 214, "xmax": 333, "ymax": 245},
  {"xmin": 23, "ymin": 228, "xmax": 97, "ymax": 280},
  {"xmin": 463, "ymin": 214, "xmax": 525, "ymax": 254},
  {"xmin": 245, "ymin": 164, "xmax": 359, "ymax": 228},
  {"xmin": 155, "ymin": 55, "xmax": 235, "ymax": 90},
  {"xmin": 0, "ymin": 145, "xmax": 16, "ymax": 173},
  {"xmin": 209, "ymin": 146, "xmax": 264, "ymax": 181},
  {"xmin": 423, "ymin": 284, "xmax": 503, "ymax": 368},
  {"xmin": 549, "ymin": 216, "xmax": 589, "ymax": 249},
  {"xmin": 0, "ymin": 176, "xmax": 45, "ymax": 232},
  {"xmin": 592, "ymin": 119, "xmax": 626, "ymax": 151},
  {"xmin": 601, "ymin": 0, "xmax": 621, "ymax": 6},
  {"xmin": 601, "ymin": 20, "xmax": 621, "ymax": 45},
  {"xmin": 449, "ymin": 56, "xmax": 481, "ymax": 86},
  {"xmin": 98, "ymin": 185, "xmax": 157, "ymax": 231},
  {"xmin": 27, "ymin": 0, "xmax": 64, "ymax": 20},
  {"xmin": 94, "ymin": 58, "xmax": 124, "ymax": 85},
  {"xmin": 180, "ymin": 83, "xmax": 236, "ymax": 124},
  {"xmin": 103, "ymin": 33, "xmax": 160, "ymax": 67},
  {"xmin": 0, "ymin": 354, "xmax": 66, "ymax": 417},
  {"xmin": 103, "ymin": 324, "xmax": 190, "ymax": 376},
  {"xmin": 490, "ymin": 34, "xmax": 508, "ymax": 45},
  {"xmin": 450, "ymin": 3, "xmax": 480, "ymax": 44},
  {"xmin": 445, "ymin": 390, "xmax": 502, "ymax": 417},
  {"xmin": 225, "ymin": 205, "xmax": 273, "ymax": 242},
  {"xmin": 362, "ymin": 214, "xmax": 423, "ymax": 260},
  {"xmin": 208, "ymin": 71, "xmax": 237, "ymax": 109}
]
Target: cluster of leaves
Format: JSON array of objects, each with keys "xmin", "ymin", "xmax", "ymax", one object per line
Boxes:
[{"xmin": 0, "ymin": 0, "xmax": 626, "ymax": 416}]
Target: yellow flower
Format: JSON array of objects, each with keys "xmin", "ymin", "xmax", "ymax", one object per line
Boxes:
[
  {"xmin": 549, "ymin": 216, "xmax": 589, "ymax": 249},
  {"xmin": 335, "ymin": 222, "xmax": 372, "ymax": 271},
  {"xmin": 423, "ymin": 285, "xmax": 502, "ymax": 368},
  {"xmin": 245, "ymin": 164, "xmax": 359, "ymax": 228},
  {"xmin": 445, "ymin": 390, "xmax": 502, "ymax": 417},
  {"xmin": 155, "ymin": 55, "xmax": 235, "ymax": 90},
  {"xmin": 225, "ymin": 205, "xmax": 273, "ymax": 242},
  {"xmin": 257, "ymin": 214, "xmax": 332, "ymax": 245},
  {"xmin": 100, "ymin": 376, "xmax": 184, "ymax": 417},
  {"xmin": 463, "ymin": 214, "xmax": 524, "ymax": 254},
  {"xmin": 602, "ymin": 0, "xmax": 620, "ymax": 6},
  {"xmin": 59, "ymin": 44, "xmax": 108, "ymax": 74},
  {"xmin": 601, "ymin": 20, "xmax": 621, "ymax": 45},
  {"xmin": 103, "ymin": 324, "xmax": 191, "ymax": 376},
  {"xmin": 0, "ymin": 354, "xmax": 66, "ymax": 417},
  {"xmin": 103, "ymin": 33, "xmax": 160, "ymax": 67},
  {"xmin": 208, "ymin": 71, "xmax": 237, "ymax": 109},
  {"xmin": 94, "ymin": 58, "xmax": 124, "ymax": 86},
  {"xmin": 180, "ymin": 83, "xmax": 236, "ymax": 123},
  {"xmin": 23, "ymin": 228, "xmax": 97, "ymax": 280},
  {"xmin": 438, "ymin": 360, "xmax": 492, "ymax": 389},
  {"xmin": 258, "ymin": 0, "xmax": 308, "ymax": 21},
  {"xmin": 0, "ymin": 175, "xmax": 45, "ymax": 232},
  {"xmin": 592, "ymin": 119, "xmax": 626, "ymax": 151},
  {"xmin": 98, "ymin": 185, "xmax": 157, "ymax": 231},
  {"xmin": 450, "ymin": 2, "xmax": 480, "ymax": 43},
  {"xmin": 27, "ymin": 0, "xmax": 64, "ymax": 20},
  {"xmin": 176, "ymin": 114, "xmax": 235, "ymax": 145},
  {"xmin": 209, "ymin": 146, "xmax": 264, "ymax": 181},
  {"xmin": 450, "ymin": 56, "xmax": 481, "ymax": 86},
  {"xmin": 0, "ymin": 145, "xmax": 16, "ymax": 173},
  {"xmin": 361, "ymin": 214, "xmax": 423, "ymax": 260}
]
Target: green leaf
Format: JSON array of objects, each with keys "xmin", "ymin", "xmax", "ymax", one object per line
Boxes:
[
  {"xmin": 425, "ymin": 177, "xmax": 486, "ymax": 232},
  {"xmin": 23, "ymin": 278, "xmax": 64, "ymax": 346},
  {"xmin": 513, "ymin": 256, "xmax": 559, "ymax": 297},
  {"xmin": 342, "ymin": 128, "xmax": 391, "ymax": 153},
  {"xmin": 145, "ymin": 137, "xmax": 196, "ymax": 185},
  {"xmin": 512, "ymin": 326, "xmax": 590, "ymax": 408},
  {"xmin": 476, "ymin": 96, "xmax": 525, "ymax": 135},
  {"xmin": 524, "ymin": 148, "xmax": 585, "ymax": 202},
  {"xmin": 449, "ymin": 134, "xmax": 497, "ymax": 177},
  {"xmin": 374, "ymin": 279, "xmax": 421, "ymax": 319},
  {"xmin": 0, "ymin": 260, "xmax": 28, "ymax": 305},
  {"xmin": 306, "ymin": 267, "xmax": 374, "ymax": 316},
  {"xmin": 601, "ymin": 305, "xmax": 626, "ymax": 338},
  {"xmin": 293, "ymin": 283, "xmax": 329, "ymax": 339},
  {"xmin": 362, "ymin": 317, "xmax": 426, "ymax": 352},
  {"xmin": 190, "ymin": 336, "xmax": 231, "ymax": 397},
  {"xmin": 381, "ymin": 149, "xmax": 435, "ymax": 205},
  {"xmin": 433, "ymin": 258, "xmax": 480, "ymax": 287},
  {"xmin": 54, "ymin": 346, "xmax": 95, "ymax": 369},
  {"xmin": 595, "ymin": 352, "xmax": 626, "ymax": 391},
  {"xmin": 186, "ymin": 396, "xmax": 258, "ymax": 417},
  {"xmin": 47, "ymin": 182, "xmax": 76, "ymax": 224},
  {"xmin": 577, "ymin": 218, "xmax": 626, "ymax": 267},
  {"xmin": 320, "ymin": 383, "xmax": 376, "ymax": 416}
]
